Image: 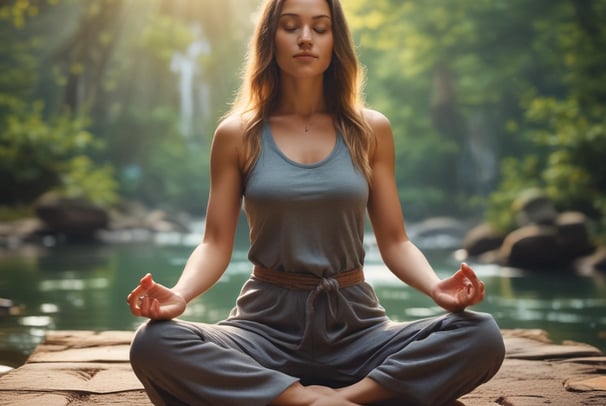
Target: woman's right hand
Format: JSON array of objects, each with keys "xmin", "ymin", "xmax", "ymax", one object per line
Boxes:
[{"xmin": 127, "ymin": 273, "xmax": 187, "ymax": 320}]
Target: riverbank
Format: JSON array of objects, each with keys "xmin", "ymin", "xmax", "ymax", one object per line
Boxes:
[{"xmin": 0, "ymin": 329, "xmax": 604, "ymax": 405}]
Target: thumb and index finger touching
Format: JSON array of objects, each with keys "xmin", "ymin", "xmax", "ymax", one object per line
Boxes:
[
  {"xmin": 139, "ymin": 273, "xmax": 155, "ymax": 290},
  {"xmin": 458, "ymin": 262, "xmax": 485, "ymax": 303},
  {"xmin": 127, "ymin": 273, "xmax": 157, "ymax": 316},
  {"xmin": 127, "ymin": 273, "xmax": 154, "ymax": 300}
]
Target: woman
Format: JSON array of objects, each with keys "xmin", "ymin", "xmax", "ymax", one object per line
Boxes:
[{"xmin": 127, "ymin": 0, "xmax": 505, "ymax": 405}]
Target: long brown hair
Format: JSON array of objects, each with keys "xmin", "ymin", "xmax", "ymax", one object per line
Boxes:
[{"xmin": 229, "ymin": 0, "xmax": 374, "ymax": 180}]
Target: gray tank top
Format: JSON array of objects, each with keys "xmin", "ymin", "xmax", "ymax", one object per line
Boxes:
[{"xmin": 243, "ymin": 122, "xmax": 368, "ymax": 277}]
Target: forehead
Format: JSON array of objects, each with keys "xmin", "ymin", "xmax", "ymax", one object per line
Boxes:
[{"xmin": 280, "ymin": 0, "xmax": 331, "ymax": 17}]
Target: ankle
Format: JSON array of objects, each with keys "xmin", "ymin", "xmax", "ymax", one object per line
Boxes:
[
  {"xmin": 270, "ymin": 383, "xmax": 314, "ymax": 406},
  {"xmin": 335, "ymin": 378, "xmax": 394, "ymax": 404}
]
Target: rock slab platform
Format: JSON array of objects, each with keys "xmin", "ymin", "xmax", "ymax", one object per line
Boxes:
[{"xmin": 0, "ymin": 329, "xmax": 604, "ymax": 405}]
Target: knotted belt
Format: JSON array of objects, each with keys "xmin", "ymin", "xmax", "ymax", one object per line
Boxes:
[{"xmin": 252, "ymin": 266, "xmax": 365, "ymax": 318}]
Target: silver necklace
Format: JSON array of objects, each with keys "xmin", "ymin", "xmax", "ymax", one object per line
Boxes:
[{"xmin": 303, "ymin": 114, "xmax": 314, "ymax": 134}]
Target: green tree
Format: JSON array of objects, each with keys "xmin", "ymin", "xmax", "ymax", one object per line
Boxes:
[
  {"xmin": 347, "ymin": 0, "xmax": 541, "ymax": 218},
  {"xmin": 486, "ymin": 0, "xmax": 606, "ymax": 239},
  {"xmin": 48, "ymin": 0, "xmax": 257, "ymax": 212},
  {"xmin": 0, "ymin": 1, "xmax": 117, "ymax": 207},
  {"xmin": 346, "ymin": 0, "xmax": 606, "ymax": 235},
  {"xmin": 0, "ymin": 99, "xmax": 116, "ymax": 206},
  {"xmin": 1, "ymin": 0, "xmax": 258, "ymax": 213}
]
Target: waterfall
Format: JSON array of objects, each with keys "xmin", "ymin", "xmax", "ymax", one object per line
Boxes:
[{"xmin": 170, "ymin": 24, "xmax": 211, "ymax": 138}]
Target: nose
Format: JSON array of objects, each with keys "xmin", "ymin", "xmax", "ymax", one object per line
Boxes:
[{"xmin": 298, "ymin": 25, "xmax": 312, "ymax": 47}]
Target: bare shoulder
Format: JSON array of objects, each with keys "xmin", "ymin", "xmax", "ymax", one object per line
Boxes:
[
  {"xmin": 362, "ymin": 108, "xmax": 391, "ymax": 135},
  {"xmin": 209, "ymin": 114, "xmax": 249, "ymax": 171},
  {"xmin": 362, "ymin": 108, "xmax": 390, "ymax": 126},
  {"xmin": 214, "ymin": 114, "xmax": 246, "ymax": 143},
  {"xmin": 362, "ymin": 108, "xmax": 392, "ymax": 135}
]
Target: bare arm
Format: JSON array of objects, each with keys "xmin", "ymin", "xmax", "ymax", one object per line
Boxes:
[
  {"xmin": 127, "ymin": 116, "xmax": 245, "ymax": 319},
  {"xmin": 365, "ymin": 109, "xmax": 440, "ymax": 296},
  {"xmin": 171, "ymin": 118, "xmax": 245, "ymax": 301},
  {"xmin": 365, "ymin": 109, "xmax": 484, "ymax": 311}
]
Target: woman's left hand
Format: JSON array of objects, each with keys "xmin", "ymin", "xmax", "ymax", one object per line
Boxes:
[{"xmin": 430, "ymin": 263, "xmax": 485, "ymax": 312}]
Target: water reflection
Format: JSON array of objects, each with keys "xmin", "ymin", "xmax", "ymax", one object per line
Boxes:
[
  {"xmin": 40, "ymin": 303, "xmax": 59, "ymax": 314},
  {"xmin": 18, "ymin": 316, "xmax": 54, "ymax": 328},
  {"xmin": 39, "ymin": 277, "xmax": 110, "ymax": 291},
  {"xmin": 0, "ymin": 241, "xmax": 604, "ymax": 369}
]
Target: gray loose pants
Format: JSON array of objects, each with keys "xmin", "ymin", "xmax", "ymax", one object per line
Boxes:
[{"xmin": 130, "ymin": 277, "xmax": 505, "ymax": 406}]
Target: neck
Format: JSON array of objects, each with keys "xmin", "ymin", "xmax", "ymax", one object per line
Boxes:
[{"xmin": 277, "ymin": 76, "xmax": 325, "ymax": 117}]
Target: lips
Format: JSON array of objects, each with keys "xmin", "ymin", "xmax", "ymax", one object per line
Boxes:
[{"xmin": 294, "ymin": 53, "xmax": 317, "ymax": 60}]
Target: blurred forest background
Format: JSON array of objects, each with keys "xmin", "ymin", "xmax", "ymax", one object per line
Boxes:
[{"xmin": 1, "ymin": 0, "xmax": 605, "ymax": 239}]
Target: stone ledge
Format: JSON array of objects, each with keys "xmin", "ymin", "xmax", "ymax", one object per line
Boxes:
[{"xmin": 0, "ymin": 329, "xmax": 604, "ymax": 405}]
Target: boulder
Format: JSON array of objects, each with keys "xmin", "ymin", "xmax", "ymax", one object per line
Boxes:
[
  {"xmin": 489, "ymin": 190, "xmax": 602, "ymax": 270},
  {"xmin": 107, "ymin": 202, "xmax": 189, "ymax": 233},
  {"xmin": 556, "ymin": 211, "xmax": 595, "ymax": 258},
  {"xmin": 513, "ymin": 189, "xmax": 558, "ymax": 227},
  {"xmin": 463, "ymin": 223, "xmax": 505, "ymax": 257},
  {"xmin": 35, "ymin": 195, "xmax": 109, "ymax": 239},
  {"xmin": 500, "ymin": 225, "xmax": 561, "ymax": 269},
  {"xmin": 408, "ymin": 217, "xmax": 468, "ymax": 249},
  {"xmin": 499, "ymin": 218, "xmax": 599, "ymax": 270},
  {"xmin": 0, "ymin": 218, "xmax": 47, "ymax": 247}
]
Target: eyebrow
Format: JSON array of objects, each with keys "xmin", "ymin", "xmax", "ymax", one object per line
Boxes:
[{"xmin": 280, "ymin": 13, "xmax": 331, "ymax": 20}]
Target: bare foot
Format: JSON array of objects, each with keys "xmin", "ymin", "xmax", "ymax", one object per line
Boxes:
[
  {"xmin": 270, "ymin": 383, "xmax": 359, "ymax": 406},
  {"xmin": 307, "ymin": 386, "xmax": 359, "ymax": 406}
]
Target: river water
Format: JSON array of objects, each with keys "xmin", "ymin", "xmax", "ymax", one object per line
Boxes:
[{"xmin": 1, "ymin": 226, "xmax": 605, "ymax": 368}]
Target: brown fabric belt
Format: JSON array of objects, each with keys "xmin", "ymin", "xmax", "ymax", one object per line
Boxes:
[{"xmin": 252, "ymin": 266, "xmax": 364, "ymax": 290}]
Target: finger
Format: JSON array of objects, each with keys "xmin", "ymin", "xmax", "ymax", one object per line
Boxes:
[
  {"xmin": 461, "ymin": 263, "xmax": 483, "ymax": 291},
  {"xmin": 128, "ymin": 292, "xmax": 143, "ymax": 316},
  {"xmin": 127, "ymin": 285, "xmax": 145, "ymax": 303},
  {"xmin": 139, "ymin": 294, "xmax": 153, "ymax": 318},
  {"xmin": 127, "ymin": 274, "xmax": 153, "ymax": 303},
  {"xmin": 463, "ymin": 276, "xmax": 486, "ymax": 306},
  {"xmin": 140, "ymin": 273, "xmax": 155, "ymax": 290},
  {"xmin": 129, "ymin": 302, "xmax": 142, "ymax": 316},
  {"xmin": 450, "ymin": 273, "xmax": 475, "ymax": 307},
  {"xmin": 460, "ymin": 263, "xmax": 478, "ymax": 280},
  {"xmin": 127, "ymin": 274, "xmax": 154, "ymax": 316},
  {"xmin": 149, "ymin": 298, "xmax": 161, "ymax": 319},
  {"xmin": 461, "ymin": 263, "xmax": 483, "ymax": 293},
  {"xmin": 462, "ymin": 279, "xmax": 474, "ymax": 303}
]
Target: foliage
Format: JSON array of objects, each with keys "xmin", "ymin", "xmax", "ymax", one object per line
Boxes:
[
  {"xmin": 528, "ymin": 99, "xmax": 606, "ymax": 213},
  {"xmin": 485, "ymin": 156, "xmax": 542, "ymax": 232},
  {"xmin": 107, "ymin": 106, "xmax": 210, "ymax": 213},
  {"xmin": 487, "ymin": 98, "xmax": 606, "ymax": 232},
  {"xmin": 0, "ymin": 100, "xmax": 117, "ymax": 206},
  {"xmin": 0, "ymin": 205, "xmax": 35, "ymax": 222},
  {"xmin": 346, "ymin": 0, "xmax": 541, "ymax": 219},
  {"xmin": 58, "ymin": 155, "xmax": 117, "ymax": 206},
  {"xmin": 482, "ymin": 0, "xmax": 606, "ymax": 238},
  {"xmin": 346, "ymin": 0, "xmax": 606, "ymax": 236},
  {"xmin": 1, "ymin": 0, "xmax": 605, "ymax": 239},
  {"xmin": 0, "ymin": 0, "xmax": 117, "ymax": 208},
  {"xmin": 0, "ymin": 0, "xmax": 255, "ymax": 214},
  {"xmin": 57, "ymin": 0, "xmax": 253, "ymax": 212}
]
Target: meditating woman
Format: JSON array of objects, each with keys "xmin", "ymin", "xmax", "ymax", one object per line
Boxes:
[{"xmin": 127, "ymin": 0, "xmax": 505, "ymax": 404}]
